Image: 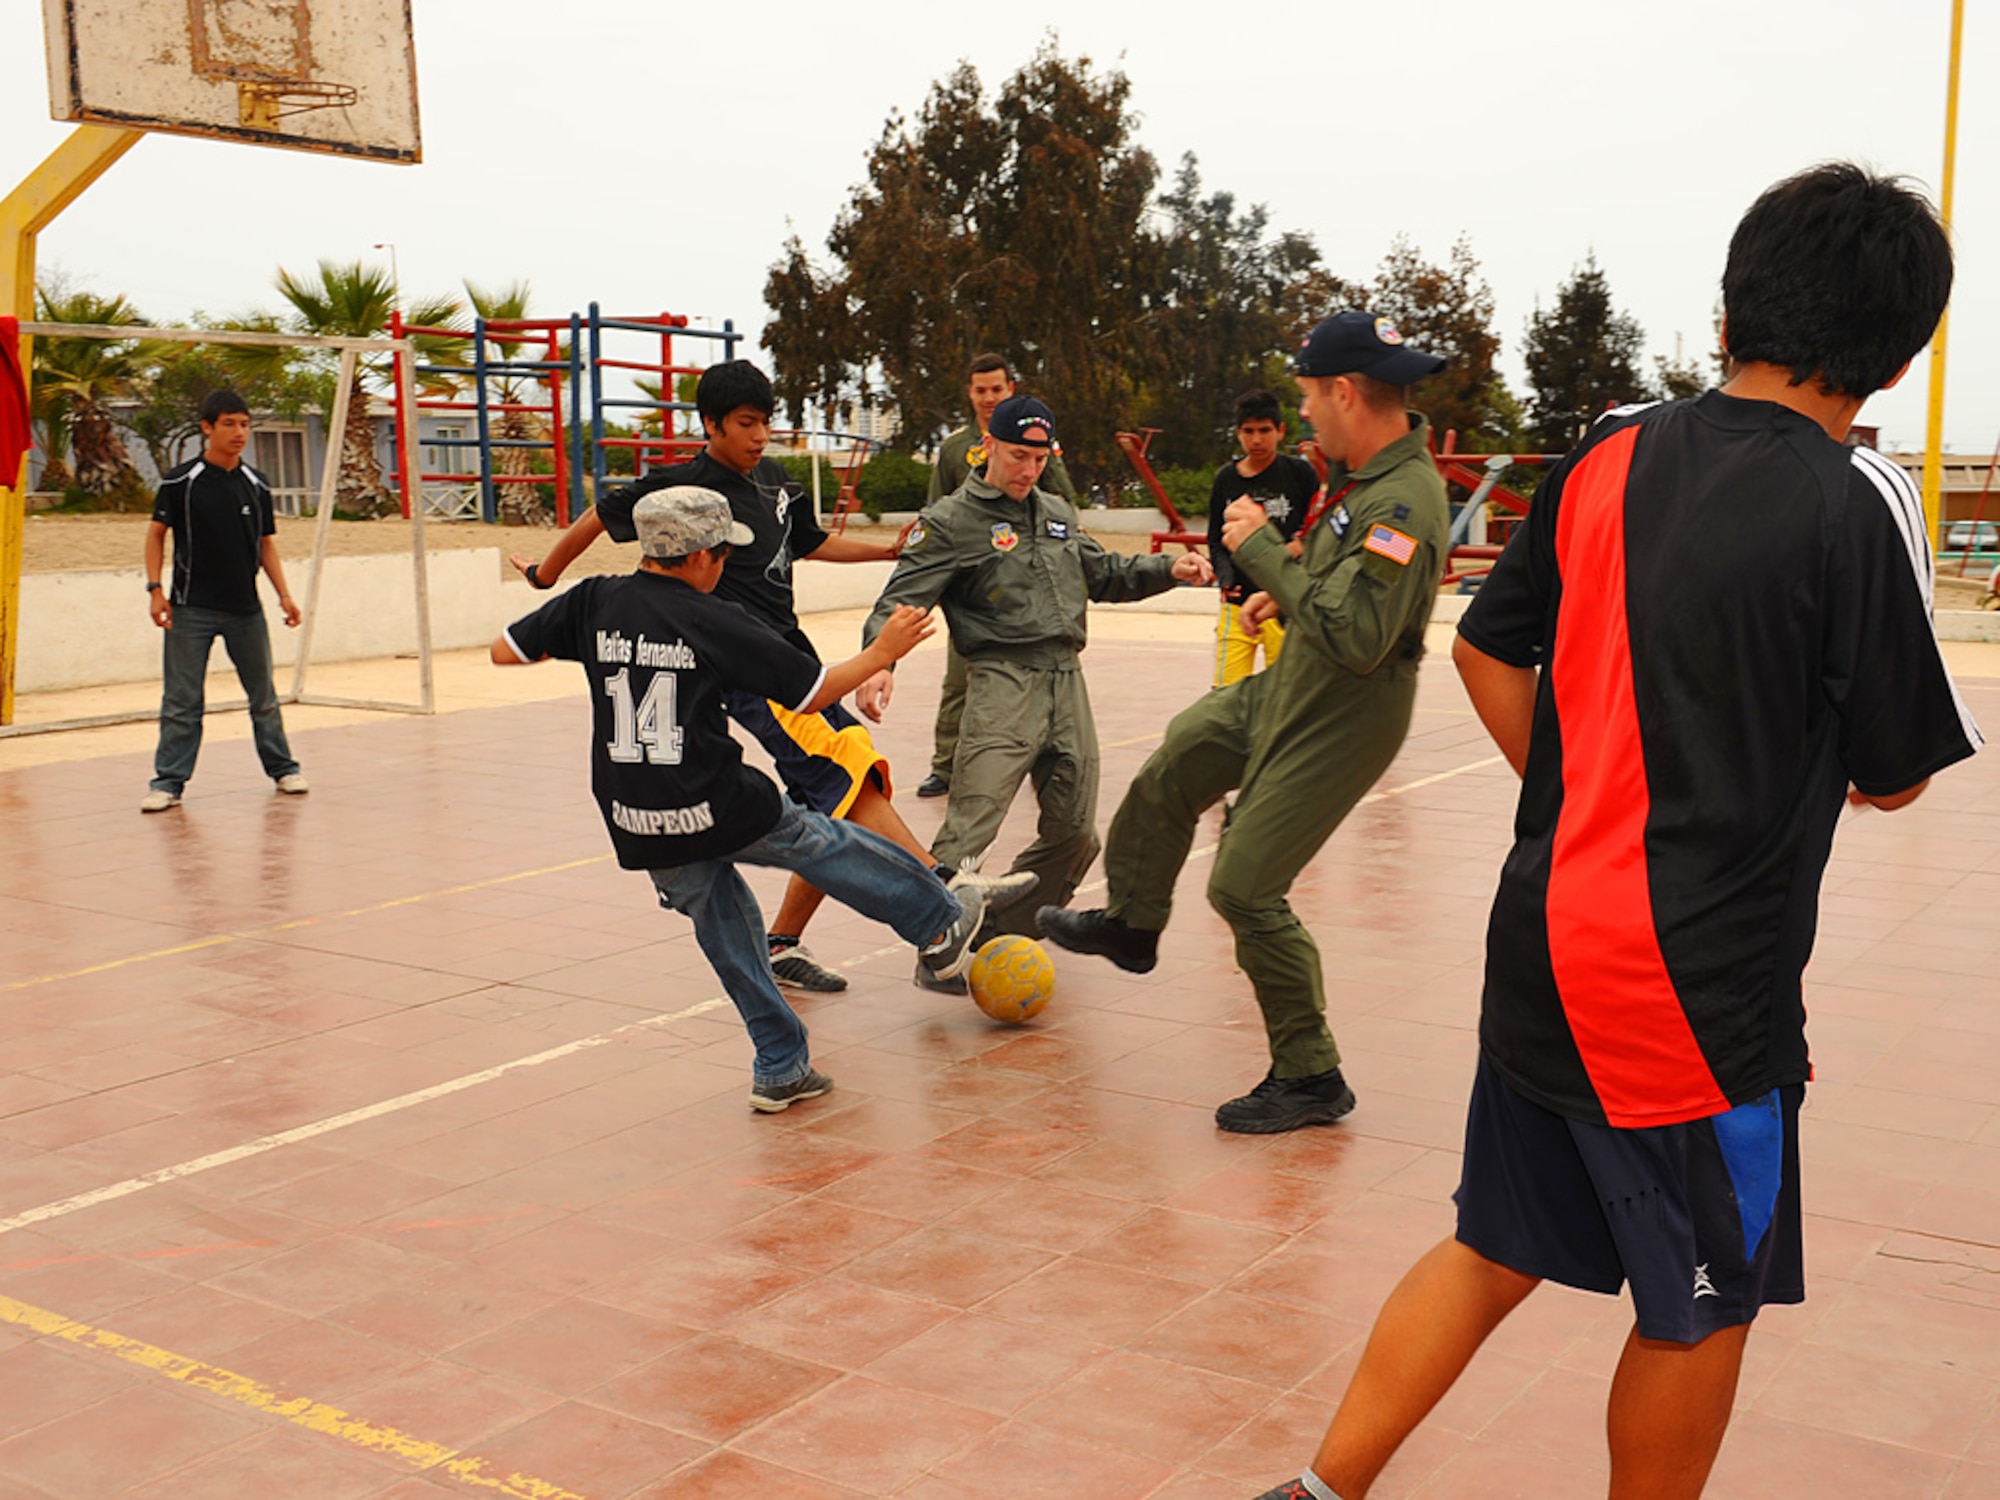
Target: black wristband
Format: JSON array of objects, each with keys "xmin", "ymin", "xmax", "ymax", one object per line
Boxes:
[
  {"xmin": 146, "ymin": 582, "xmax": 162, "ymax": 592},
  {"xmin": 525, "ymin": 563, "xmax": 542, "ymax": 588}
]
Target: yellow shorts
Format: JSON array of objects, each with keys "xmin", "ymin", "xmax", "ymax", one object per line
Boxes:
[
  {"xmin": 1215, "ymin": 601, "xmax": 1286, "ymax": 687},
  {"xmin": 731, "ymin": 691, "xmax": 890, "ymax": 818}
]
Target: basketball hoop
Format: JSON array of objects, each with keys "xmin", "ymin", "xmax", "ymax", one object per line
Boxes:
[{"xmin": 236, "ymin": 78, "xmax": 359, "ymax": 129}]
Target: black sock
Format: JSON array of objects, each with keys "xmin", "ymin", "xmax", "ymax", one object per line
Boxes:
[{"xmin": 769, "ymin": 933, "xmax": 801, "ymax": 952}]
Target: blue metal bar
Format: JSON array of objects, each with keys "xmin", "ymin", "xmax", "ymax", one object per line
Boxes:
[
  {"xmin": 589, "ymin": 303, "xmax": 607, "ymax": 499},
  {"xmin": 590, "ymin": 315, "xmax": 737, "ymax": 342},
  {"xmin": 472, "ymin": 317, "xmax": 496, "ymax": 523},
  {"xmin": 723, "ymin": 317, "xmax": 738, "ymax": 361}
]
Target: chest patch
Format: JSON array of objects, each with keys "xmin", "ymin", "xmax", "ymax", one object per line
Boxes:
[
  {"xmin": 1364, "ymin": 524, "xmax": 1418, "ymax": 566},
  {"xmin": 1330, "ymin": 503, "xmax": 1352, "ymax": 538},
  {"xmin": 1045, "ymin": 518, "xmax": 1068, "ymax": 539},
  {"xmin": 990, "ymin": 522, "xmax": 1019, "ymax": 552}
]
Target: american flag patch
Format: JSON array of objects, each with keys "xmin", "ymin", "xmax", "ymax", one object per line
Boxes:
[{"xmin": 1364, "ymin": 524, "xmax": 1418, "ymax": 566}]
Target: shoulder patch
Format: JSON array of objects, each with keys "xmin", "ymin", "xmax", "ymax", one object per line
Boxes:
[
  {"xmin": 905, "ymin": 521, "xmax": 928, "ymax": 550},
  {"xmin": 1363, "ymin": 525, "xmax": 1418, "ymax": 567},
  {"xmin": 1392, "ymin": 503, "xmax": 1410, "ymax": 521}
]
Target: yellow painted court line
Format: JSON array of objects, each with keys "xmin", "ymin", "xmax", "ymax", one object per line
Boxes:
[
  {"xmin": 5, "ymin": 854, "xmax": 614, "ymax": 993},
  {"xmin": 0, "ymin": 1292, "xmax": 587, "ymax": 1498}
]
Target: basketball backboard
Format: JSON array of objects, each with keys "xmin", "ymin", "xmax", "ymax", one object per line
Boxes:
[{"xmin": 42, "ymin": 0, "xmax": 421, "ymax": 164}]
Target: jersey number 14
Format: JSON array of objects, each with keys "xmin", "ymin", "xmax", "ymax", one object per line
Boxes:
[{"xmin": 603, "ymin": 668, "xmax": 684, "ymax": 765}]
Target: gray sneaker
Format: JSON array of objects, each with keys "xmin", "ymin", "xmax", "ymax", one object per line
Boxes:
[
  {"xmin": 920, "ymin": 884, "xmax": 988, "ymax": 982},
  {"xmin": 769, "ymin": 942, "xmax": 848, "ymax": 993},
  {"xmin": 947, "ymin": 867, "xmax": 1039, "ymax": 905},
  {"xmin": 913, "ymin": 957, "xmax": 969, "ymax": 996},
  {"xmin": 749, "ymin": 1067, "xmax": 834, "ymax": 1113}
]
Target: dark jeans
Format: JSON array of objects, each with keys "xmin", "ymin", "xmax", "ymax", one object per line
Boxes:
[
  {"xmin": 649, "ymin": 802, "xmax": 963, "ymax": 1086},
  {"xmin": 151, "ymin": 604, "xmax": 299, "ymax": 793}
]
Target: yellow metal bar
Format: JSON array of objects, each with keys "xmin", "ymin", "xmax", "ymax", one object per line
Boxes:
[
  {"xmin": 0, "ymin": 124, "xmax": 142, "ymax": 724},
  {"xmin": 1921, "ymin": 0, "xmax": 1965, "ymax": 547}
]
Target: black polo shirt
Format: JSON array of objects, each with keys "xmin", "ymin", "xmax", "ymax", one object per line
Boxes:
[
  {"xmin": 503, "ymin": 571, "xmax": 826, "ymax": 870},
  {"xmin": 1460, "ymin": 392, "xmax": 1981, "ymax": 1128},
  {"xmin": 594, "ymin": 453, "xmax": 828, "ymax": 656},
  {"xmin": 151, "ymin": 458, "xmax": 276, "ymax": 614}
]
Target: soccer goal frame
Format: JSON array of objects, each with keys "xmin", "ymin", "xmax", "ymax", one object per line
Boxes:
[{"xmin": 0, "ymin": 320, "xmax": 433, "ymax": 739}]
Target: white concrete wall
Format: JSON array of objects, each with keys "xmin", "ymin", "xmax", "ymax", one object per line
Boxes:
[{"xmin": 20, "ymin": 550, "xmax": 505, "ymax": 693}]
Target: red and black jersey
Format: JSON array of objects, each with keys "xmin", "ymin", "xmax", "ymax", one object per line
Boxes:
[{"xmin": 1460, "ymin": 391, "xmax": 1981, "ymax": 1128}]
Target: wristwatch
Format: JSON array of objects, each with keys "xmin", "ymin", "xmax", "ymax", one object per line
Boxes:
[{"xmin": 146, "ymin": 582, "xmax": 162, "ymax": 592}]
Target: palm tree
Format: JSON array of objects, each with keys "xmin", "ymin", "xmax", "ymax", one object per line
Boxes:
[
  {"xmin": 274, "ymin": 259, "xmax": 462, "ymax": 517},
  {"xmin": 465, "ymin": 278, "xmax": 556, "ymax": 524},
  {"xmin": 31, "ymin": 285, "xmax": 155, "ymax": 502}
]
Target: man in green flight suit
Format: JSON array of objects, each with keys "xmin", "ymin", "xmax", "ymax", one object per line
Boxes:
[
  {"xmin": 862, "ymin": 396, "xmax": 1212, "ymax": 987},
  {"xmin": 917, "ymin": 353, "xmax": 1081, "ymax": 799},
  {"xmin": 1042, "ymin": 311, "xmax": 1451, "ymax": 1134}
]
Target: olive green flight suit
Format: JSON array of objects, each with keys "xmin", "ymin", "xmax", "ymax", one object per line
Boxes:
[
  {"xmin": 1102, "ymin": 416, "xmax": 1450, "ymax": 1078},
  {"xmin": 867, "ymin": 473, "xmax": 1174, "ymax": 934},
  {"xmin": 925, "ymin": 428, "xmax": 1079, "ymax": 782}
]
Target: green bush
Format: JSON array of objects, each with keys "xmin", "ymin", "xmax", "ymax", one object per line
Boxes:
[
  {"xmin": 777, "ymin": 450, "xmax": 934, "ymax": 521},
  {"xmin": 1112, "ymin": 465, "xmax": 1212, "ymax": 517}
]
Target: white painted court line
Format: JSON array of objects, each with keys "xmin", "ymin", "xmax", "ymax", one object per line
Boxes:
[{"xmin": 0, "ymin": 754, "xmax": 1506, "ymax": 1240}]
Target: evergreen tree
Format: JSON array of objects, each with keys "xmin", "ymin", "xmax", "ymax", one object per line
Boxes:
[
  {"xmin": 1522, "ymin": 255, "xmax": 1648, "ymax": 452},
  {"xmin": 1368, "ymin": 235, "xmax": 1515, "ymax": 449}
]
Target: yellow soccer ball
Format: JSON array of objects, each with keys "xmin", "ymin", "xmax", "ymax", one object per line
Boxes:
[{"xmin": 967, "ymin": 935, "xmax": 1055, "ymax": 1025}]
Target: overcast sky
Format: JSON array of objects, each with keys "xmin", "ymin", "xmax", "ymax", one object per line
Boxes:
[{"xmin": 4, "ymin": 0, "xmax": 1993, "ymax": 454}]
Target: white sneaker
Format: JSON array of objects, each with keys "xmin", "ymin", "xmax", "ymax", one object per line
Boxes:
[
  {"xmin": 948, "ymin": 867, "xmax": 1039, "ymax": 904},
  {"xmin": 139, "ymin": 789, "xmax": 181, "ymax": 813},
  {"xmin": 275, "ymin": 774, "xmax": 310, "ymax": 795}
]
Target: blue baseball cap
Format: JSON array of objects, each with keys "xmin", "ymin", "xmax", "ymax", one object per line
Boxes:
[
  {"xmin": 1294, "ymin": 311, "xmax": 1447, "ymax": 384},
  {"xmin": 988, "ymin": 395, "xmax": 1058, "ymax": 449}
]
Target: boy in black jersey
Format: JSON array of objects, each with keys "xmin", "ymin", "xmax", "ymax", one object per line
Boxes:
[
  {"xmin": 511, "ymin": 361, "xmax": 934, "ymax": 997},
  {"xmin": 495, "ymin": 486, "xmax": 990, "ymax": 1113},
  {"xmin": 1253, "ymin": 166, "xmax": 1976, "ymax": 1500},
  {"xmin": 1207, "ymin": 390, "xmax": 1317, "ymax": 687}
]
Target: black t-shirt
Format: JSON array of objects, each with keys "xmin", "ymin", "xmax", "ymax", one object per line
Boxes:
[
  {"xmin": 1206, "ymin": 454, "xmax": 1319, "ymax": 601},
  {"xmin": 594, "ymin": 453, "xmax": 829, "ymax": 656},
  {"xmin": 1460, "ymin": 392, "xmax": 1981, "ymax": 1129},
  {"xmin": 151, "ymin": 458, "xmax": 276, "ymax": 614},
  {"xmin": 504, "ymin": 571, "xmax": 826, "ymax": 869}
]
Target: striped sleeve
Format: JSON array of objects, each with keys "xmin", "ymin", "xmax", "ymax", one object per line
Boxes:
[{"xmin": 1826, "ymin": 450, "xmax": 1982, "ymax": 795}]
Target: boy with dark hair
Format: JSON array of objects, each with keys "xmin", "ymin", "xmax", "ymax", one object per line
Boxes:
[
  {"xmin": 1250, "ymin": 163, "xmax": 1978, "ymax": 1500},
  {"xmin": 512, "ymin": 359, "xmax": 977, "ymax": 995},
  {"xmin": 140, "ymin": 388, "xmax": 305, "ymax": 812},
  {"xmin": 1207, "ymin": 389, "xmax": 1317, "ymax": 687},
  {"xmin": 494, "ymin": 486, "xmax": 990, "ymax": 1113}
]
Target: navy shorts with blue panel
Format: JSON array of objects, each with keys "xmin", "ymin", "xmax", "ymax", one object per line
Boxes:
[{"xmin": 1454, "ymin": 1054, "xmax": 1804, "ymax": 1344}]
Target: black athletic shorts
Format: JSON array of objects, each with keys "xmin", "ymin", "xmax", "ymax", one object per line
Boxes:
[{"xmin": 1453, "ymin": 1053, "xmax": 1804, "ymax": 1344}]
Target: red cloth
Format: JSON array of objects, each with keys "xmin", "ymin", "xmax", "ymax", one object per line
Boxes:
[{"xmin": 0, "ymin": 316, "xmax": 29, "ymax": 489}]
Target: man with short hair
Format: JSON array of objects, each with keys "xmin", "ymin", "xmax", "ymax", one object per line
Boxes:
[
  {"xmin": 1208, "ymin": 388, "xmax": 1318, "ymax": 686},
  {"xmin": 141, "ymin": 389, "xmax": 306, "ymax": 812},
  {"xmin": 865, "ymin": 396, "xmax": 1211, "ymax": 968},
  {"xmin": 515, "ymin": 360, "xmax": 982, "ymax": 995},
  {"xmin": 917, "ymin": 353, "xmax": 1080, "ymax": 798},
  {"xmin": 1043, "ymin": 312, "xmax": 1451, "ymax": 1133},
  {"xmin": 1248, "ymin": 164, "xmax": 1977, "ymax": 1500}
]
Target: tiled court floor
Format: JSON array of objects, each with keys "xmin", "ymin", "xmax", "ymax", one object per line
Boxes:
[{"xmin": 2, "ymin": 621, "xmax": 1999, "ymax": 1498}]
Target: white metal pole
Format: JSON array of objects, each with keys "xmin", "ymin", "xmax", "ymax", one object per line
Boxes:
[
  {"xmin": 399, "ymin": 340, "xmax": 435, "ymax": 714},
  {"xmin": 291, "ymin": 347, "xmax": 357, "ymax": 701}
]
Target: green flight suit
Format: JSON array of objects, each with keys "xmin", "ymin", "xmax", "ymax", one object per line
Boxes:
[
  {"xmin": 1101, "ymin": 416, "xmax": 1450, "ymax": 1078},
  {"xmin": 925, "ymin": 427, "xmax": 1079, "ymax": 782},
  {"xmin": 867, "ymin": 473, "xmax": 1174, "ymax": 935}
]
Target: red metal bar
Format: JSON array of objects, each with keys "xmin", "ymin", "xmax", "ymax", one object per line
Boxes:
[{"xmin": 1114, "ymin": 429, "xmax": 1205, "ymax": 554}]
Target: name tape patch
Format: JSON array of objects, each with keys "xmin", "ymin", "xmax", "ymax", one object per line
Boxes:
[{"xmin": 1364, "ymin": 524, "xmax": 1418, "ymax": 567}]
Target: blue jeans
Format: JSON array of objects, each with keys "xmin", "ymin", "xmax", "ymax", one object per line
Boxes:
[
  {"xmin": 649, "ymin": 802, "xmax": 962, "ymax": 1087},
  {"xmin": 151, "ymin": 604, "xmax": 300, "ymax": 794}
]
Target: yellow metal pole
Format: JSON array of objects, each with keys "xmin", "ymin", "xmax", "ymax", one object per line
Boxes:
[
  {"xmin": 0, "ymin": 124, "xmax": 142, "ymax": 724},
  {"xmin": 1921, "ymin": 0, "xmax": 1965, "ymax": 548}
]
